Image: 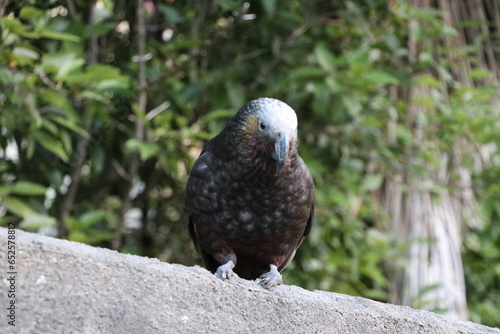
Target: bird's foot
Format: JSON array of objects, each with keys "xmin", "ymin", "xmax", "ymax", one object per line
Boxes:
[
  {"xmin": 258, "ymin": 264, "xmax": 282, "ymax": 289},
  {"xmin": 215, "ymin": 260, "xmax": 235, "ymax": 280}
]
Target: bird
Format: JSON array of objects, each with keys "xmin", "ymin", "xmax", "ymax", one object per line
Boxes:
[{"xmin": 185, "ymin": 98, "xmax": 314, "ymax": 288}]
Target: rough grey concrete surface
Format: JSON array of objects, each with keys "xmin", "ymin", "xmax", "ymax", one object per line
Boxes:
[{"xmin": 0, "ymin": 228, "xmax": 499, "ymax": 334}]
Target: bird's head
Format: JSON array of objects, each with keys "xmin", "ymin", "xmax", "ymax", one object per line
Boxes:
[{"xmin": 221, "ymin": 98, "xmax": 298, "ymax": 176}]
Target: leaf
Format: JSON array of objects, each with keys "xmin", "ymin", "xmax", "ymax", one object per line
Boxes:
[
  {"xmin": 396, "ymin": 124, "xmax": 413, "ymax": 145},
  {"xmin": 261, "ymin": 0, "xmax": 277, "ymax": 16},
  {"xmin": 2, "ymin": 17, "xmax": 25, "ymax": 33},
  {"xmin": 364, "ymin": 70, "xmax": 399, "ymax": 85},
  {"xmin": 341, "ymin": 95, "xmax": 362, "ymax": 116},
  {"xmin": 225, "ymin": 81, "xmax": 246, "ymax": 109},
  {"xmin": 131, "ymin": 103, "xmax": 147, "ymax": 123},
  {"xmin": 361, "ymin": 116, "xmax": 382, "ymax": 128},
  {"xmin": 0, "ymin": 217, "xmax": 16, "ymax": 226},
  {"xmin": 182, "ymin": 84, "xmax": 203, "ymax": 101},
  {"xmin": 0, "ymin": 186, "xmax": 9, "ymax": 197},
  {"xmin": 1, "ymin": 17, "xmax": 36, "ymax": 38},
  {"xmin": 79, "ymin": 210, "xmax": 107, "ymax": 227},
  {"xmin": 39, "ymin": 89, "xmax": 75, "ymax": 115},
  {"xmin": 69, "ymin": 230, "xmax": 116, "ymax": 244},
  {"xmin": 60, "ymin": 130, "xmax": 72, "ymax": 157},
  {"xmin": 26, "ymin": 136, "xmax": 35, "ymax": 160},
  {"xmin": 289, "ymin": 66, "xmax": 325, "ymax": 80},
  {"xmin": 84, "ymin": 23, "xmax": 115, "ymax": 37},
  {"xmin": 78, "ymin": 91, "xmax": 109, "ymax": 103},
  {"xmin": 90, "ymin": 146, "xmax": 106, "ymax": 175},
  {"xmin": 125, "ymin": 139, "xmax": 160, "ymax": 161},
  {"xmin": 314, "ymin": 43, "xmax": 336, "ymax": 72},
  {"xmin": 39, "ymin": 29, "xmax": 80, "ymax": 42},
  {"xmin": 199, "ymin": 109, "xmax": 235, "ymax": 123},
  {"xmin": 417, "ymin": 283, "xmax": 441, "ymax": 298},
  {"xmin": 325, "ymin": 76, "xmax": 341, "ymax": 92},
  {"xmin": 68, "ymin": 230, "xmax": 88, "ymax": 243},
  {"xmin": 213, "ymin": 0, "xmax": 243, "ymax": 11},
  {"xmin": 469, "ymin": 68, "xmax": 492, "ymax": 80},
  {"xmin": 19, "ymin": 6, "xmax": 44, "ymax": 19},
  {"xmin": 41, "ymin": 118, "xmax": 59, "ymax": 135},
  {"xmin": 83, "ymin": 64, "xmax": 128, "ymax": 83},
  {"xmin": 1, "ymin": 196, "xmax": 36, "ymax": 217},
  {"xmin": 49, "ymin": 114, "xmax": 89, "ymax": 138},
  {"xmin": 362, "ymin": 174, "xmax": 384, "ymax": 192},
  {"xmin": 9, "ymin": 181, "xmax": 47, "ymax": 196},
  {"xmin": 19, "ymin": 214, "xmax": 57, "ymax": 230},
  {"xmin": 94, "ymin": 79, "xmax": 129, "ymax": 91},
  {"xmin": 11, "ymin": 46, "xmax": 39, "ymax": 64},
  {"xmin": 65, "ymin": 216, "xmax": 80, "ymax": 232},
  {"xmin": 40, "ymin": 52, "xmax": 84, "ymax": 78},
  {"xmin": 159, "ymin": 5, "xmax": 182, "ymax": 24},
  {"xmin": 415, "ymin": 74, "xmax": 442, "ymax": 89},
  {"xmin": 33, "ymin": 131, "xmax": 69, "ymax": 162}
]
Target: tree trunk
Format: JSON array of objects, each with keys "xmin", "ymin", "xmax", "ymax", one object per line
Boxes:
[{"xmin": 381, "ymin": 0, "xmax": 500, "ymax": 320}]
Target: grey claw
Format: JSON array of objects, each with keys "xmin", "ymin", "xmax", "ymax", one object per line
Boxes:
[
  {"xmin": 258, "ymin": 264, "xmax": 282, "ymax": 288},
  {"xmin": 215, "ymin": 260, "xmax": 235, "ymax": 280}
]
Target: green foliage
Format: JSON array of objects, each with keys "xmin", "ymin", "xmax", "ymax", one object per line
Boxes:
[
  {"xmin": 0, "ymin": 0, "xmax": 499, "ymax": 326},
  {"xmin": 464, "ymin": 164, "xmax": 500, "ymax": 327}
]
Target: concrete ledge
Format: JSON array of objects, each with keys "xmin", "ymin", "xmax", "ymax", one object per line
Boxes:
[{"xmin": 1, "ymin": 228, "xmax": 498, "ymax": 334}]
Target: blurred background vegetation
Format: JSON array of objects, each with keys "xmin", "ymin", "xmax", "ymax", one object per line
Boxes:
[{"xmin": 1, "ymin": 0, "xmax": 499, "ymax": 327}]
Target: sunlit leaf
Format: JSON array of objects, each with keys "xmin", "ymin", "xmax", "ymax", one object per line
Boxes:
[
  {"xmin": 19, "ymin": 214, "xmax": 57, "ymax": 230},
  {"xmin": 1, "ymin": 196, "xmax": 36, "ymax": 217},
  {"xmin": 95, "ymin": 79, "xmax": 129, "ymax": 91},
  {"xmin": 39, "ymin": 29, "xmax": 80, "ymax": 42},
  {"xmin": 11, "ymin": 46, "xmax": 39, "ymax": 64},
  {"xmin": 9, "ymin": 181, "xmax": 47, "ymax": 196},
  {"xmin": 40, "ymin": 52, "xmax": 84, "ymax": 77},
  {"xmin": 33, "ymin": 131, "xmax": 69, "ymax": 162}
]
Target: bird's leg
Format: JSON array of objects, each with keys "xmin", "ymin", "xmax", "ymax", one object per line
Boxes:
[
  {"xmin": 215, "ymin": 256, "xmax": 236, "ymax": 280},
  {"xmin": 258, "ymin": 264, "xmax": 282, "ymax": 288}
]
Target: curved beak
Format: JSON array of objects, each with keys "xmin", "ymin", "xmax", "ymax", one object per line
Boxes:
[{"xmin": 271, "ymin": 134, "xmax": 289, "ymax": 175}]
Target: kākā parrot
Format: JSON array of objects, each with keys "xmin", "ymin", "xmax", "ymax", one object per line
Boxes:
[{"xmin": 185, "ymin": 98, "xmax": 314, "ymax": 288}]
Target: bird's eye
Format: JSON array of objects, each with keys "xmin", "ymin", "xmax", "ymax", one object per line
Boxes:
[{"xmin": 260, "ymin": 122, "xmax": 266, "ymax": 130}]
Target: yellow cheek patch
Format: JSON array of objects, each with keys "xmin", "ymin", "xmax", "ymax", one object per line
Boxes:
[{"xmin": 242, "ymin": 114, "xmax": 259, "ymax": 136}]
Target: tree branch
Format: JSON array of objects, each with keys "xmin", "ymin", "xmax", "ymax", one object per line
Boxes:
[
  {"xmin": 58, "ymin": 0, "xmax": 98, "ymax": 238},
  {"xmin": 112, "ymin": 0, "xmax": 147, "ymax": 249},
  {"xmin": 66, "ymin": 0, "xmax": 77, "ymax": 18},
  {"xmin": 0, "ymin": 0, "xmax": 10, "ymax": 17}
]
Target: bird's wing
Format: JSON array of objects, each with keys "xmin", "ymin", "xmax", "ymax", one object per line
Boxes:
[
  {"xmin": 278, "ymin": 157, "xmax": 315, "ymax": 272},
  {"xmin": 186, "ymin": 143, "xmax": 224, "ymax": 273},
  {"xmin": 303, "ymin": 202, "xmax": 314, "ymax": 238},
  {"xmin": 188, "ymin": 214, "xmax": 221, "ymax": 273}
]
